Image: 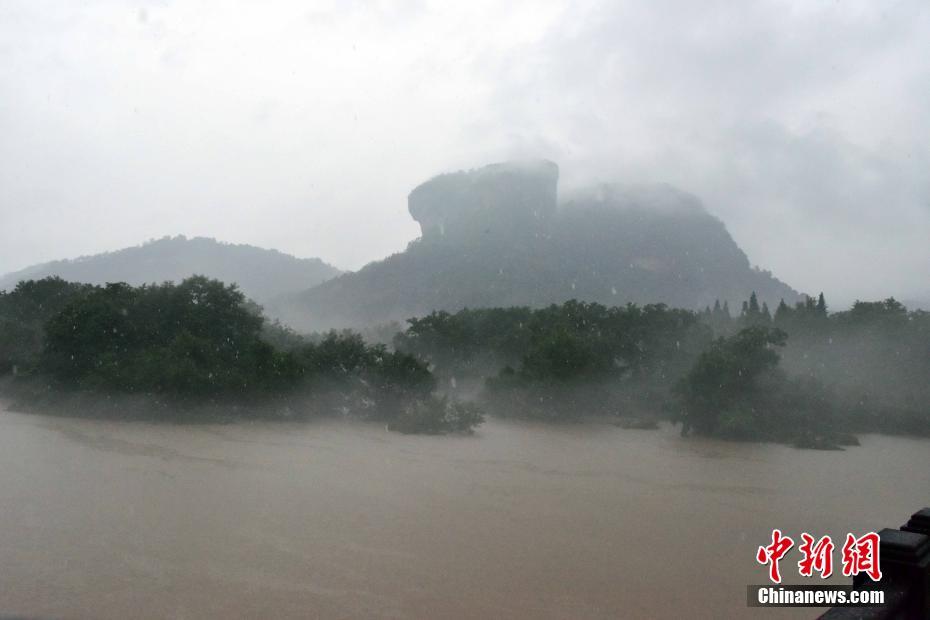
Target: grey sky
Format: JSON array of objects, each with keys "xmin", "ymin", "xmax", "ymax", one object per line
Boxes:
[{"xmin": 1, "ymin": 0, "xmax": 928, "ymax": 306}]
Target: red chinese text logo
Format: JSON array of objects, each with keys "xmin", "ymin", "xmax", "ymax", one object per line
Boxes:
[
  {"xmin": 757, "ymin": 530, "xmax": 881, "ymax": 583},
  {"xmin": 798, "ymin": 533, "xmax": 834, "ymax": 578},
  {"xmin": 842, "ymin": 532, "xmax": 882, "ymax": 581},
  {"xmin": 756, "ymin": 529, "xmax": 794, "ymax": 583}
]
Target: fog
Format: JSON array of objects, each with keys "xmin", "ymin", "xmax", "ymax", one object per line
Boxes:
[
  {"xmin": 3, "ymin": 6, "xmax": 930, "ymax": 617},
  {"xmin": 2, "ymin": 0, "xmax": 929, "ymax": 306}
]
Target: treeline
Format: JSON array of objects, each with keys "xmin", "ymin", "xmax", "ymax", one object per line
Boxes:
[
  {"xmin": 674, "ymin": 324, "xmax": 849, "ymax": 446},
  {"xmin": 698, "ymin": 292, "xmax": 930, "ymax": 437},
  {"xmin": 393, "ymin": 294, "xmax": 930, "ymax": 445},
  {"xmin": 3, "ymin": 276, "xmax": 927, "ymax": 445},
  {"xmin": 0, "ymin": 276, "xmax": 482, "ymax": 434},
  {"xmin": 395, "ymin": 301, "xmax": 712, "ymax": 420}
]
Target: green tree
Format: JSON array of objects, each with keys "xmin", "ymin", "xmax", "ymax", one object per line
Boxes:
[
  {"xmin": 676, "ymin": 325, "xmax": 787, "ymax": 435},
  {"xmin": 41, "ymin": 277, "xmax": 283, "ymax": 396},
  {"xmin": 0, "ymin": 278, "xmax": 91, "ymax": 373},
  {"xmin": 816, "ymin": 292, "xmax": 827, "ymax": 317}
]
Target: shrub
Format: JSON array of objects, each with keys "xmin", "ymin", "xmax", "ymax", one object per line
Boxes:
[{"xmin": 387, "ymin": 396, "xmax": 485, "ymax": 434}]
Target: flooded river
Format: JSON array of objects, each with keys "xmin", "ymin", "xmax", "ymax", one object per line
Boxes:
[{"xmin": 0, "ymin": 400, "xmax": 928, "ymax": 619}]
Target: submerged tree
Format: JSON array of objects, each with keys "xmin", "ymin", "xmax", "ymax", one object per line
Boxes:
[{"xmin": 676, "ymin": 325, "xmax": 787, "ymax": 436}]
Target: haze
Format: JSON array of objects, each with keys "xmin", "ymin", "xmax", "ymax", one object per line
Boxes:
[{"xmin": 1, "ymin": 0, "xmax": 928, "ymax": 306}]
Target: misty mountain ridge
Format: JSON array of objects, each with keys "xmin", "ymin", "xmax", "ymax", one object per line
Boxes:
[
  {"xmin": 277, "ymin": 160, "xmax": 800, "ymax": 330},
  {"xmin": 0, "ymin": 236, "xmax": 341, "ymax": 306}
]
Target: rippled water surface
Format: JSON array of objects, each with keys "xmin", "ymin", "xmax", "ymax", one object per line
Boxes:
[{"xmin": 1, "ymin": 400, "xmax": 928, "ymax": 619}]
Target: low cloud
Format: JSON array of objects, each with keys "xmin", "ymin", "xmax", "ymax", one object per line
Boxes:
[{"xmin": 1, "ymin": 0, "xmax": 927, "ymax": 304}]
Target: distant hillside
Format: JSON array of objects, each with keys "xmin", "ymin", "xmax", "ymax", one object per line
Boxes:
[
  {"xmin": 279, "ymin": 160, "xmax": 800, "ymax": 330},
  {"xmin": 0, "ymin": 236, "xmax": 341, "ymax": 307}
]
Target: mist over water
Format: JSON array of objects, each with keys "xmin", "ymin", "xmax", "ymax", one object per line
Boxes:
[{"xmin": 2, "ymin": 399, "xmax": 927, "ymax": 619}]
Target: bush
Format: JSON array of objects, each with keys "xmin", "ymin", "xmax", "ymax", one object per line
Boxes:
[
  {"xmin": 714, "ymin": 406, "xmax": 762, "ymax": 440},
  {"xmin": 387, "ymin": 396, "xmax": 485, "ymax": 434}
]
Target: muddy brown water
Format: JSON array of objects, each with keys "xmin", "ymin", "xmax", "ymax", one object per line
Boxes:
[{"xmin": 0, "ymin": 400, "xmax": 928, "ymax": 619}]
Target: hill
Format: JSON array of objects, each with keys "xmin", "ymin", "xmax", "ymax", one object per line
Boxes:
[
  {"xmin": 278, "ymin": 161, "xmax": 800, "ymax": 330},
  {"xmin": 0, "ymin": 236, "xmax": 340, "ymax": 307}
]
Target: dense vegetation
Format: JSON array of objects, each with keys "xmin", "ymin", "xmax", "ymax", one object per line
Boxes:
[
  {"xmin": 394, "ymin": 293, "xmax": 930, "ymax": 445},
  {"xmin": 699, "ymin": 293, "xmax": 930, "ymax": 439},
  {"xmin": 0, "ymin": 276, "xmax": 481, "ymax": 434},
  {"xmin": 3, "ymin": 274, "xmax": 927, "ymax": 445},
  {"xmin": 0, "ymin": 277, "xmax": 94, "ymax": 374},
  {"xmin": 396, "ymin": 301, "xmax": 711, "ymax": 420},
  {"xmin": 674, "ymin": 325, "xmax": 848, "ymax": 446}
]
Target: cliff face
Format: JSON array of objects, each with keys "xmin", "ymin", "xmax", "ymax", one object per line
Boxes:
[
  {"xmin": 552, "ymin": 184, "xmax": 792, "ymax": 312},
  {"xmin": 282, "ymin": 161, "xmax": 800, "ymax": 330},
  {"xmin": 408, "ymin": 160, "xmax": 558, "ymax": 244}
]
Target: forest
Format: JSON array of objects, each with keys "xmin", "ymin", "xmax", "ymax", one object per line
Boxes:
[
  {"xmin": 1, "ymin": 276, "xmax": 927, "ymax": 445},
  {"xmin": 393, "ymin": 292, "xmax": 930, "ymax": 446},
  {"xmin": 0, "ymin": 276, "xmax": 480, "ymax": 434}
]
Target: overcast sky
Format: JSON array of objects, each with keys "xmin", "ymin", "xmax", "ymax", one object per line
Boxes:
[{"xmin": 1, "ymin": 0, "xmax": 928, "ymax": 305}]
